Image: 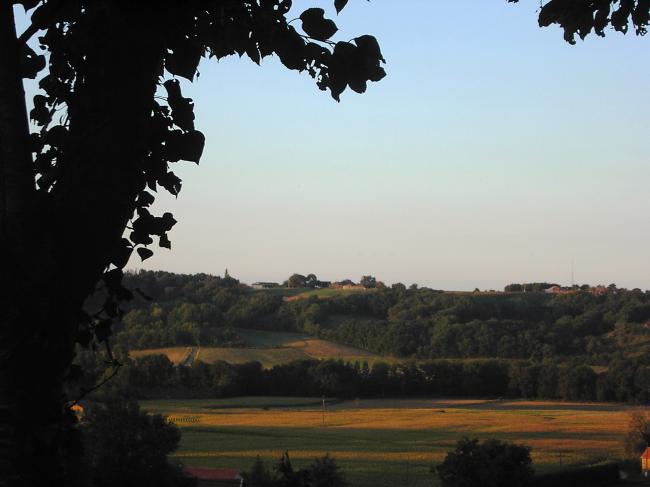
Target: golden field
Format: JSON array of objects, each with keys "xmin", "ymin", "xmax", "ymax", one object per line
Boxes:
[
  {"xmin": 141, "ymin": 397, "xmax": 635, "ymax": 487},
  {"xmin": 130, "ymin": 347, "xmax": 192, "ymax": 365}
]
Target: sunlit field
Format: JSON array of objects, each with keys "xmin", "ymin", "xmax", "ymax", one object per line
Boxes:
[
  {"xmin": 141, "ymin": 397, "xmax": 632, "ymax": 487},
  {"xmin": 132, "ymin": 328, "xmax": 378, "ymax": 368},
  {"xmin": 130, "ymin": 347, "xmax": 192, "ymax": 365}
]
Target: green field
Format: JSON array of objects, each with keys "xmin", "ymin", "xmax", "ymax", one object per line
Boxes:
[
  {"xmin": 196, "ymin": 347, "xmax": 310, "ymax": 368},
  {"xmin": 142, "ymin": 397, "xmax": 632, "ymax": 487},
  {"xmin": 235, "ymin": 329, "xmax": 310, "ymax": 347}
]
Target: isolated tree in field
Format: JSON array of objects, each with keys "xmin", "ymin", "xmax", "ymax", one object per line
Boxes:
[
  {"xmin": 360, "ymin": 275, "xmax": 377, "ymax": 288},
  {"xmin": 309, "ymin": 454, "xmax": 348, "ymax": 487},
  {"xmin": 624, "ymin": 410, "xmax": 650, "ymax": 456},
  {"xmin": 82, "ymin": 399, "xmax": 193, "ymax": 487},
  {"xmin": 435, "ymin": 438, "xmax": 534, "ymax": 487},
  {"xmin": 306, "ymin": 273, "xmax": 319, "ymax": 289},
  {"xmin": 287, "ymin": 273, "xmax": 310, "ymax": 288}
]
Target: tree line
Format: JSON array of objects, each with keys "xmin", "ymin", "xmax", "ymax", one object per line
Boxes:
[{"xmin": 81, "ymin": 352, "xmax": 650, "ymax": 404}]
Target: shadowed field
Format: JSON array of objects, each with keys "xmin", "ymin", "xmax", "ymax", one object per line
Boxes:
[
  {"xmin": 196, "ymin": 347, "xmax": 310, "ymax": 368},
  {"xmin": 141, "ymin": 397, "xmax": 633, "ymax": 487}
]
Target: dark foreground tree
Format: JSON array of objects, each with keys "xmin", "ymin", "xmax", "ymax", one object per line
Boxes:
[
  {"xmin": 0, "ymin": 1, "xmax": 385, "ymax": 485},
  {"xmin": 435, "ymin": 438, "xmax": 534, "ymax": 487}
]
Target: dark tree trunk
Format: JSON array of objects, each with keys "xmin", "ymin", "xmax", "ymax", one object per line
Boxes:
[{"xmin": 0, "ymin": 3, "xmax": 164, "ymax": 486}]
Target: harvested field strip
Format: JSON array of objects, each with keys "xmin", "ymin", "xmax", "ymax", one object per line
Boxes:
[
  {"xmin": 285, "ymin": 338, "xmax": 376, "ymax": 359},
  {"xmin": 130, "ymin": 347, "xmax": 192, "ymax": 365}
]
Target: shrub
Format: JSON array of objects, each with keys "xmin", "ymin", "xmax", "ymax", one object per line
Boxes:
[{"xmin": 435, "ymin": 438, "xmax": 533, "ymax": 487}]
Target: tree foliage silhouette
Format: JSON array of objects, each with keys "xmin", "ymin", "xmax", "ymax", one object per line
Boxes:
[
  {"xmin": 508, "ymin": 0, "xmax": 649, "ymax": 44},
  {"xmin": 0, "ymin": 1, "xmax": 384, "ymax": 485}
]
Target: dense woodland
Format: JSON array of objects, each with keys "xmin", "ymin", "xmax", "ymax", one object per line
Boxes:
[
  {"xmin": 115, "ymin": 270, "xmax": 650, "ymax": 365},
  {"xmin": 73, "ymin": 270, "xmax": 650, "ymax": 404}
]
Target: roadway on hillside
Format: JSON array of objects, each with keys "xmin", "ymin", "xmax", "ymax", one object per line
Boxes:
[{"xmin": 180, "ymin": 346, "xmax": 199, "ymax": 367}]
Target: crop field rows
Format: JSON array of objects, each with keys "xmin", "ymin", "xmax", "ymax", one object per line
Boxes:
[{"xmin": 142, "ymin": 397, "xmax": 632, "ymax": 487}]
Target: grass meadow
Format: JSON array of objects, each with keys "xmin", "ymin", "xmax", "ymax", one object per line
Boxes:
[{"xmin": 141, "ymin": 397, "xmax": 633, "ymax": 487}]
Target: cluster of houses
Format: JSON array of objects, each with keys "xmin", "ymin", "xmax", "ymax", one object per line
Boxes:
[{"xmin": 543, "ymin": 285, "xmax": 608, "ymax": 296}]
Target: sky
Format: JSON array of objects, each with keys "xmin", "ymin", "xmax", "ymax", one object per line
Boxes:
[{"xmin": 16, "ymin": 1, "xmax": 650, "ymax": 290}]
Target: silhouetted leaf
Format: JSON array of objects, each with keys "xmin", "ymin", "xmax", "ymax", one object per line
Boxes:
[
  {"xmin": 111, "ymin": 238, "xmax": 133, "ymax": 269},
  {"xmin": 164, "ymin": 130, "xmax": 205, "ymax": 163},
  {"xmin": 137, "ymin": 247, "xmax": 154, "ymax": 261},
  {"xmin": 274, "ymin": 26, "xmax": 306, "ymax": 70},
  {"xmin": 103, "ymin": 269, "xmax": 123, "ymax": 294},
  {"xmin": 305, "ymin": 42, "xmax": 331, "ymax": 64},
  {"xmin": 165, "ymin": 41, "xmax": 203, "ymax": 81},
  {"xmin": 157, "ymin": 171, "xmax": 182, "ymax": 196},
  {"xmin": 163, "ymin": 79, "xmax": 195, "ymax": 131},
  {"xmin": 43, "ymin": 125, "xmax": 67, "ymax": 147},
  {"xmin": 94, "ymin": 319, "xmax": 112, "ymax": 343},
  {"xmin": 328, "ymin": 41, "xmax": 356, "ymax": 100},
  {"xmin": 335, "ymin": 0, "xmax": 349, "ymax": 14},
  {"xmin": 160, "ymin": 212, "xmax": 177, "ymax": 231},
  {"xmin": 159, "ymin": 234, "xmax": 172, "ymax": 249},
  {"xmin": 30, "ymin": 95, "xmax": 50, "ymax": 126},
  {"xmin": 355, "ymin": 35, "xmax": 385, "ymax": 63},
  {"xmin": 20, "ymin": 44, "xmax": 45, "ymax": 79},
  {"xmin": 130, "ymin": 229, "xmax": 154, "ymax": 246},
  {"xmin": 137, "ymin": 191, "xmax": 155, "ymax": 207},
  {"xmin": 246, "ymin": 43, "xmax": 261, "ymax": 65},
  {"xmin": 300, "ymin": 8, "xmax": 338, "ymax": 41}
]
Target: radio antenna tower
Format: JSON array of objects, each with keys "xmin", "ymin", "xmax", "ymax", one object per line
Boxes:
[{"xmin": 571, "ymin": 259, "xmax": 574, "ymax": 288}]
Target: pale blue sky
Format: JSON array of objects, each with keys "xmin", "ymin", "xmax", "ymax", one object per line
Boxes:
[{"xmin": 17, "ymin": 1, "xmax": 650, "ymax": 290}]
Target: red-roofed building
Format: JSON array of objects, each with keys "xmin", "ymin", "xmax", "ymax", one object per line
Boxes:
[
  {"xmin": 184, "ymin": 467, "xmax": 244, "ymax": 487},
  {"xmin": 641, "ymin": 447, "xmax": 650, "ymax": 477}
]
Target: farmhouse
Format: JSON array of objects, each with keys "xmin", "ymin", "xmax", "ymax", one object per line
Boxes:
[
  {"xmin": 185, "ymin": 467, "xmax": 244, "ymax": 487},
  {"xmin": 642, "ymin": 447, "xmax": 650, "ymax": 478},
  {"xmin": 590, "ymin": 285, "xmax": 607, "ymax": 296},
  {"xmin": 544, "ymin": 285, "xmax": 577, "ymax": 295},
  {"xmin": 251, "ymin": 282, "xmax": 278, "ymax": 289}
]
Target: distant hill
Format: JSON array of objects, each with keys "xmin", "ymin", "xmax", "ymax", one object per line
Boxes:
[{"xmin": 117, "ymin": 270, "xmax": 650, "ymax": 367}]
